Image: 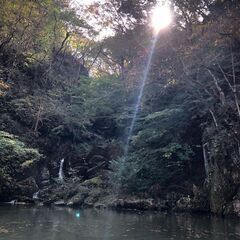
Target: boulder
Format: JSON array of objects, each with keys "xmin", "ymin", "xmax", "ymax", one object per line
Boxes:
[
  {"xmin": 176, "ymin": 196, "xmax": 192, "ymax": 211},
  {"xmin": 67, "ymin": 186, "xmax": 89, "ymax": 207},
  {"xmin": 111, "ymin": 197, "xmax": 157, "ymax": 211},
  {"xmin": 224, "ymin": 200, "xmax": 240, "ymax": 217},
  {"xmin": 54, "ymin": 200, "xmax": 66, "ymax": 206},
  {"xmin": 17, "ymin": 177, "xmax": 39, "ymax": 198}
]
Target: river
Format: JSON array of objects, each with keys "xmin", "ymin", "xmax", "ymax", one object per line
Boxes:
[{"xmin": 0, "ymin": 206, "xmax": 239, "ymax": 240}]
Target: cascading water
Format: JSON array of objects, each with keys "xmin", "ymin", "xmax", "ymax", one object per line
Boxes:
[
  {"xmin": 33, "ymin": 191, "xmax": 39, "ymax": 200},
  {"xmin": 58, "ymin": 158, "xmax": 65, "ymax": 182}
]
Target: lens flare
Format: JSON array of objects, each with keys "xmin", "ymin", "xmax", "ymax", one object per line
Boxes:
[{"xmin": 151, "ymin": 5, "xmax": 172, "ymax": 33}]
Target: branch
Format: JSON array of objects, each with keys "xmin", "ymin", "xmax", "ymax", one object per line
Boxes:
[{"xmin": 54, "ymin": 32, "xmax": 71, "ymax": 57}]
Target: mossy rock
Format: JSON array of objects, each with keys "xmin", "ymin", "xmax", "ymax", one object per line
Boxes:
[
  {"xmin": 81, "ymin": 177, "xmax": 103, "ymax": 188},
  {"xmin": 0, "ymin": 131, "xmax": 43, "ymax": 201}
]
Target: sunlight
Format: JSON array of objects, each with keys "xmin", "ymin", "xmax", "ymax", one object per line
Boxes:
[{"xmin": 151, "ymin": 5, "xmax": 172, "ymax": 34}]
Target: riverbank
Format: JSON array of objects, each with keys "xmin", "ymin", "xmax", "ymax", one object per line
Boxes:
[{"xmin": 2, "ymin": 175, "xmax": 240, "ymax": 218}]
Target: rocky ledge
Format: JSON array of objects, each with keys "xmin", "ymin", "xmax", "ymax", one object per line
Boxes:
[
  {"xmin": 2, "ymin": 174, "xmax": 240, "ymax": 218},
  {"xmin": 2, "ymin": 172, "xmax": 240, "ymax": 217}
]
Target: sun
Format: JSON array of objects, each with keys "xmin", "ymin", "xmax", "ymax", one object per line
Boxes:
[{"xmin": 151, "ymin": 5, "xmax": 172, "ymax": 34}]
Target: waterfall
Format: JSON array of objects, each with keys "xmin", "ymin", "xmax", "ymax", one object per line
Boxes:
[
  {"xmin": 58, "ymin": 158, "xmax": 65, "ymax": 182},
  {"xmin": 9, "ymin": 200, "xmax": 17, "ymax": 204},
  {"xmin": 33, "ymin": 191, "xmax": 39, "ymax": 200}
]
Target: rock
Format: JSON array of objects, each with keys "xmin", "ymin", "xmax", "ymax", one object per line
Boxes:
[
  {"xmin": 87, "ymin": 162, "xmax": 107, "ymax": 178},
  {"xmin": 175, "ymin": 195, "xmax": 210, "ymax": 213},
  {"xmin": 54, "ymin": 200, "xmax": 66, "ymax": 206},
  {"xmin": 69, "ymin": 166, "xmax": 87, "ymax": 178},
  {"xmin": 207, "ymin": 169, "xmax": 232, "ymax": 215},
  {"xmin": 111, "ymin": 197, "xmax": 157, "ymax": 211},
  {"xmin": 40, "ymin": 167, "xmax": 50, "ymax": 181},
  {"xmin": 40, "ymin": 180, "xmax": 50, "ymax": 187},
  {"xmin": 176, "ymin": 196, "xmax": 192, "ymax": 211},
  {"xmin": 191, "ymin": 197, "xmax": 210, "ymax": 213},
  {"xmin": 0, "ymin": 131, "xmax": 42, "ymax": 201},
  {"xmin": 81, "ymin": 177, "xmax": 103, "ymax": 188},
  {"xmin": 156, "ymin": 200, "xmax": 171, "ymax": 211},
  {"xmin": 224, "ymin": 200, "xmax": 240, "ymax": 217},
  {"xmin": 83, "ymin": 188, "xmax": 103, "ymax": 207},
  {"xmin": 94, "ymin": 203, "xmax": 106, "ymax": 209},
  {"xmin": 67, "ymin": 187, "xmax": 89, "ymax": 207},
  {"xmin": 17, "ymin": 177, "xmax": 39, "ymax": 198},
  {"xmin": 233, "ymin": 187, "xmax": 240, "ymax": 200},
  {"xmin": 0, "ymin": 227, "xmax": 9, "ymax": 234}
]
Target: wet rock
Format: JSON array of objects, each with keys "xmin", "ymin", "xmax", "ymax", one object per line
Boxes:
[
  {"xmin": 0, "ymin": 131, "xmax": 42, "ymax": 201},
  {"xmin": 156, "ymin": 200, "xmax": 171, "ymax": 211},
  {"xmin": 94, "ymin": 203, "xmax": 107, "ymax": 209},
  {"xmin": 67, "ymin": 186, "xmax": 89, "ymax": 207},
  {"xmin": 40, "ymin": 167, "xmax": 50, "ymax": 182},
  {"xmin": 54, "ymin": 200, "xmax": 66, "ymax": 206},
  {"xmin": 176, "ymin": 196, "xmax": 192, "ymax": 211},
  {"xmin": 111, "ymin": 197, "xmax": 157, "ymax": 211},
  {"xmin": 17, "ymin": 177, "xmax": 39, "ymax": 198},
  {"xmin": 175, "ymin": 194, "xmax": 209, "ymax": 213},
  {"xmin": 224, "ymin": 200, "xmax": 240, "ymax": 217},
  {"xmin": 0, "ymin": 227, "xmax": 9, "ymax": 234},
  {"xmin": 81, "ymin": 177, "xmax": 103, "ymax": 188},
  {"xmin": 233, "ymin": 187, "xmax": 240, "ymax": 200},
  {"xmin": 40, "ymin": 180, "xmax": 50, "ymax": 187}
]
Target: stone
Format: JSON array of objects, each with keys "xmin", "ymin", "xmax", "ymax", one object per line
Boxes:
[
  {"xmin": 94, "ymin": 203, "xmax": 106, "ymax": 209},
  {"xmin": 17, "ymin": 177, "xmax": 38, "ymax": 198},
  {"xmin": 54, "ymin": 200, "xmax": 66, "ymax": 206},
  {"xmin": 111, "ymin": 197, "xmax": 157, "ymax": 211},
  {"xmin": 67, "ymin": 187, "xmax": 89, "ymax": 207},
  {"xmin": 81, "ymin": 177, "xmax": 103, "ymax": 188},
  {"xmin": 176, "ymin": 196, "xmax": 192, "ymax": 211},
  {"xmin": 224, "ymin": 200, "xmax": 240, "ymax": 217}
]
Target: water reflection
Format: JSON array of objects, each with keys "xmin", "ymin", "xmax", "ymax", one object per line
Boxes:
[{"xmin": 0, "ymin": 206, "xmax": 239, "ymax": 240}]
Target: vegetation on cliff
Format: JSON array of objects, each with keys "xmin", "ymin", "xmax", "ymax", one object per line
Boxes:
[{"xmin": 0, "ymin": 0, "xmax": 240, "ymax": 216}]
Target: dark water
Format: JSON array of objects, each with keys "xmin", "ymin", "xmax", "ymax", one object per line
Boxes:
[{"xmin": 0, "ymin": 206, "xmax": 240, "ymax": 240}]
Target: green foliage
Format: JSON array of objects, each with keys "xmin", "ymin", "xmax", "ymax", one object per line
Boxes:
[
  {"xmin": 85, "ymin": 75, "xmax": 126, "ymax": 117},
  {"xmin": 0, "ymin": 131, "xmax": 42, "ymax": 178},
  {"xmin": 0, "ymin": 0, "xmax": 239, "ymax": 205},
  {"xmin": 110, "ymin": 105, "xmax": 194, "ymax": 192}
]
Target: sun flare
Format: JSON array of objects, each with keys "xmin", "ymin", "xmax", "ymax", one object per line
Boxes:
[{"xmin": 151, "ymin": 5, "xmax": 172, "ymax": 34}]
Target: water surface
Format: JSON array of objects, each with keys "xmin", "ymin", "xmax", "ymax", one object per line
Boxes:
[{"xmin": 0, "ymin": 206, "xmax": 239, "ymax": 240}]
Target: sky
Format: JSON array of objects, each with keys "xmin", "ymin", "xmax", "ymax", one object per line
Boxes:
[
  {"xmin": 71, "ymin": 0, "xmax": 114, "ymax": 39},
  {"xmin": 74, "ymin": 0, "xmax": 105, "ymax": 5},
  {"xmin": 71, "ymin": 0, "xmax": 173, "ymax": 39}
]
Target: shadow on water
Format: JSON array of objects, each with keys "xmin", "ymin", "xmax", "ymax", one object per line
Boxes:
[{"xmin": 0, "ymin": 206, "xmax": 240, "ymax": 240}]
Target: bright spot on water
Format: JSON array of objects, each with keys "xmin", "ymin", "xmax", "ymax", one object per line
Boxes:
[
  {"xmin": 75, "ymin": 212, "xmax": 80, "ymax": 218},
  {"xmin": 151, "ymin": 5, "xmax": 172, "ymax": 34}
]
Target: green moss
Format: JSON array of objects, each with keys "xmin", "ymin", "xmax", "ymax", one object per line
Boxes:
[{"xmin": 0, "ymin": 131, "xmax": 42, "ymax": 178}]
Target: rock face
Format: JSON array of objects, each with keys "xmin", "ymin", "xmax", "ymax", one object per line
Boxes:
[
  {"xmin": 37, "ymin": 176, "xmax": 109, "ymax": 207},
  {"xmin": 0, "ymin": 131, "xmax": 42, "ymax": 201},
  {"xmin": 0, "ymin": 130, "xmax": 239, "ymax": 217},
  {"xmin": 17, "ymin": 177, "xmax": 39, "ymax": 199},
  {"xmin": 224, "ymin": 200, "xmax": 240, "ymax": 217},
  {"xmin": 110, "ymin": 197, "xmax": 157, "ymax": 211},
  {"xmin": 202, "ymin": 129, "xmax": 240, "ymax": 217}
]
